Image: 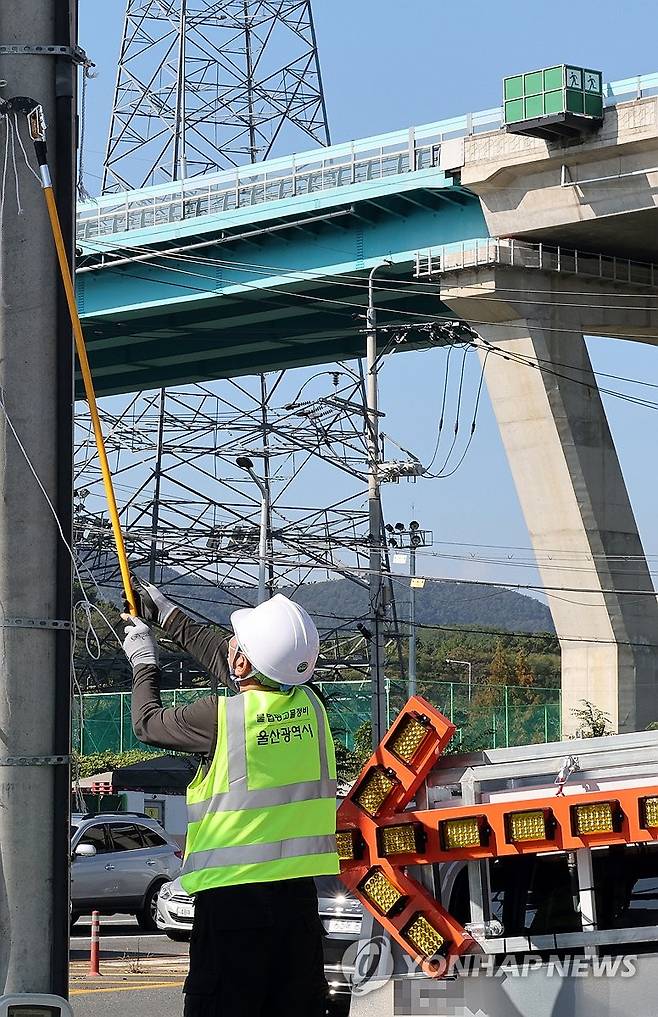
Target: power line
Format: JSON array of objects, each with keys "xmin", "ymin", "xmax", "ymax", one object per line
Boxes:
[{"xmin": 91, "ymin": 578, "xmax": 658, "ymax": 651}]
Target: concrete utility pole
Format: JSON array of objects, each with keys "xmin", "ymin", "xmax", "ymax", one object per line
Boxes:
[
  {"xmin": 409, "ymin": 540, "xmax": 417, "ymax": 697},
  {"xmin": 0, "ymin": 0, "xmax": 76, "ymax": 997},
  {"xmin": 366, "ymin": 265, "xmax": 388, "ymax": 748},
  {"xmin": 387, "ymin": 521, "xmax": 431, "ymax": 699}
]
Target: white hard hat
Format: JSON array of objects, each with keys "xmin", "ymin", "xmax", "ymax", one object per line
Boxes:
[{"xmin": 230, "ymin": 594, "xmax": 320, "ymax": 686}]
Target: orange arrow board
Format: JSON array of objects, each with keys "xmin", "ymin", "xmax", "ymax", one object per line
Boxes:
[
  {"xmin": 337, "ymin": 695, "xmax": 472, "ymax": 977},
  {"xmin": 337, "ymin": 695, "xmax": 658, "ymax": 977}
]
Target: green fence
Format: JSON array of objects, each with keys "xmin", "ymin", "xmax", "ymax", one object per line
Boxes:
[
  {"xmin": 74, "ymin": 681, "xmax": 561, "ymax": 756},
  {"xmin": 324, "ymin": 680, "xmax": 561, "ymax": 751}
]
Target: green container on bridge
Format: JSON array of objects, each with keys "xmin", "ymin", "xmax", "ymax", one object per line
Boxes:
[{"xmin": 503, "ymin": 65, "xmax": 603, "ymax": 139}]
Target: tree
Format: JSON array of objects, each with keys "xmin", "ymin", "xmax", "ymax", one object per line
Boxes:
[
  {"xmin": 571, "ymin": 700, "xmax": 613, "ymax": 738},
  {"xmin": 334, "ymin": 739, "xmax": 360, "ymax": 785},
  {"xmin": 73, "ymin": 749, "xmax": 164, "ymax": 780},
  {"xmin": 489, "ymin": 639, "xmax": 513, "ymax": 685},
  {"xmin": 352, "ymin": 721, "xmax": 373, "ymax": 772},
  {"xmin": 514, "ymin": 649, "xmax": 535, "ymax": 688}
]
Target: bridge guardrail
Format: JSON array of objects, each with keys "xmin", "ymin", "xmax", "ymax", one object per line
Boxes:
[
  {"xmin": 76, "ymin": 70, "xmax": 658, "ymax": 244},
  {"xmin": 77, "ymin": 137, "xmax": 444, "ymax": 242},
  {"xmin": 415, "ymin": 238, "xmax": 658, "ymax": 289}
]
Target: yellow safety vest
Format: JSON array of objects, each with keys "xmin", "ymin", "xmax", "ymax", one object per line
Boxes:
[{"xmin": 180, "ymin": 685, "xmax": 339, "ymax": 893}]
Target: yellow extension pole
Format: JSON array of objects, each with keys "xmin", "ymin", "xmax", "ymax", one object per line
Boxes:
[{"xmin": 41, "ymin": 183, "xmax": 138, "ymax": 616}]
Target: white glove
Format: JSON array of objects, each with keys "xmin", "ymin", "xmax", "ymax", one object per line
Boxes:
[{"xmin": 122, "ymin": 617, "xmax": 159, "ymax": 670}]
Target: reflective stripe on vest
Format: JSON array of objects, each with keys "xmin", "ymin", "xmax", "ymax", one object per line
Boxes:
[{"xmin": 180, "ymin": 685, "xmax": 339, "ymax": 892}]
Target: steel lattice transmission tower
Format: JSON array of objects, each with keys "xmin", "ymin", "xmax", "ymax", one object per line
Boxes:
[{"xmin": 103, "ymin": 0, "xmax": 330, "ymax": 192}]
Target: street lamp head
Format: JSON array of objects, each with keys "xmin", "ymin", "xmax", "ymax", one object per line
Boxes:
[
  {"xmin": 385, "ymin": 524, "xmax": 394, "ymax": 533},
  {"xmin": 395, "ymin": 522, "xmax": 405, "ymax": 532},
  {"xmin": 236, "ymin": 456, "xmax": 254, "ymax": 470},
  {"xmin": 409, "ymin": 520, "xmax": 420, "ymax": 530}
]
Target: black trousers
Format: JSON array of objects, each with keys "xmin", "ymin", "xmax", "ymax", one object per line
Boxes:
[{"xmin": 183, "ymin": 881, "xmax": 328, "ymax": 1017}]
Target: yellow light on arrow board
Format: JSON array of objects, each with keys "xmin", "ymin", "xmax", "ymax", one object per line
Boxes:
[{"xmin": 404, "ymin": 914, "xmax": 445, "ymax": 958}]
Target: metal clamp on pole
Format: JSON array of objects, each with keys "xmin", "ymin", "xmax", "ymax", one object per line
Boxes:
[
  {"xmin": 0, "ymin": 617, "xmax": 72, "ymax": 630},
  {"xmin": 0, "ymin": 755, "xmax": 69, "ymax": 766},
  {"xmin": 0, "ymin": 44, "xmax": 90, "ymax": 65}
]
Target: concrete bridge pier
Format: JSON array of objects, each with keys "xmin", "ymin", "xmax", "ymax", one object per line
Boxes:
[{"xmin": 440, "ymin": 265, "xmax": 658, "ymax": 735}]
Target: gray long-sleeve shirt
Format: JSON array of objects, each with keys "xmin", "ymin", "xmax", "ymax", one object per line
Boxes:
[
  {"xmin": 131, "ymin": 608, "xmax": 231, "ymax": 756},
  {"xmin": 130, "ymin": 607, "xmax": 325, "ymax": 919}
]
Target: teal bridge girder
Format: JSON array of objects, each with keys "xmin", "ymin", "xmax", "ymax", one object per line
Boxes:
[{"xmin": 75, "ymin": 71, "xmax": 658, "ymax": 397}]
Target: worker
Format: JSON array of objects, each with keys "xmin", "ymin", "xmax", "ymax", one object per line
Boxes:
[{"xmin": 121, "ymin": 577, "xmax": 339, "ymax": 1017}]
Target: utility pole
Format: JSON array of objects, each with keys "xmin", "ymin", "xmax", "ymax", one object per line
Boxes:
[
  {"xmin": 0, "ymin": 0, "xmax": 76, "ymax": 998},
  {"xmin": 172, "ymin": 0, "xmax": 188, "ymax": 180},
  {"xmin": 409, "ymin": 539, "xmax": 417, "ymax": 696},
  {"xmin": 367, "ymin": 265, "xmax": 388, "ymax": 748},
  {"xmin": 387, "ymin": 521, "xmax": 432, "ymax": 700},
  {"xmin": 243, "ymin": 0, "xmax": 258, "ymax": 163}
]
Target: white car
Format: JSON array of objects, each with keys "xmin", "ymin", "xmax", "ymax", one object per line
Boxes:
[
  {"xmin": 156, "ymin": 877, "xmax": 195, "ymax": 940},
  {"xmin": 157, "ymin": 874, "xmax": 363, "ymax": 966},
  {"xmin": 71, "ymin": 812, "xmax": 182, "ymax": 931}
]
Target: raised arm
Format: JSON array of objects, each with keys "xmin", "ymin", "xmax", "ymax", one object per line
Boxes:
[
  {"xmin": 123, "ymin": 616, "xmax": 219, "ymax": 754},
  {"xmin": 130, "ymin": 577, "xmax": 234, "ymax": 691},
  {"xmin": 163, "ymin": 609, "xmax": 232, "ymax": 689}
]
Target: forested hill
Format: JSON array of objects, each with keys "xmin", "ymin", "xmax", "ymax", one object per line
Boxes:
[
  {"xmin": 294, "ymin": 577, "xmax": 553, "ymax": 633},
  {"xmin": 99, "ymin": 568, "xmax": 554, "ymax": 634}
]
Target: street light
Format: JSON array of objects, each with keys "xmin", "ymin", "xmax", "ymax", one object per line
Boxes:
[
  {"xmin": 446, "ymin": 658, "xmax": 473, "ymax": 701},
  {"xmin": 236, "ymin": 456, "xmax": 269, "ymax": 605}
]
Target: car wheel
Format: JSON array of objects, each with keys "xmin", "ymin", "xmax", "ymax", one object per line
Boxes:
[
  {"xmin": 136, "ymin": 880, "xmax": 166, "ymax": 932},
  {"xmin": 166, "ymin": 929, "xmax": 191, "ymax": 942}
]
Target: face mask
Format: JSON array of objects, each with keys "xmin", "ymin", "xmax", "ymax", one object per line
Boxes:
[{"xmin": 229, "ymin": 638, "xmax": 254, "ymax": 683}]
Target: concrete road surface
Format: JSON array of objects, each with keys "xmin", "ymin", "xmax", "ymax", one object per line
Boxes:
[
  {"xmin": 71, "ymin": 977, "xmax": 184, "ymax": 1017},
  {"xmin": 69, "ymin": 914, "xmax": 351, "ymax": 1015},
  {"xmin": 70, "ymin": 915, "xmax": 188, "ymax": 1016}
]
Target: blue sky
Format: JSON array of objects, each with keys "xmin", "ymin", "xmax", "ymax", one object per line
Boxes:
[{"xmin": 77, "ymin": 0, "xmax": 658, "ymax": 598}]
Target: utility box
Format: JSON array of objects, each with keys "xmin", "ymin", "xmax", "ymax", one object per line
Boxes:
[{"xmin": 503, "ymin": 65, "xmax": 604, "ymax": 139}]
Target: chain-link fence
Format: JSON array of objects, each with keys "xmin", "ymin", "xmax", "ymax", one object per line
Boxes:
[{"xmin": 73, "ymin": 680, "xmax": 561, "ymax": 756}]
